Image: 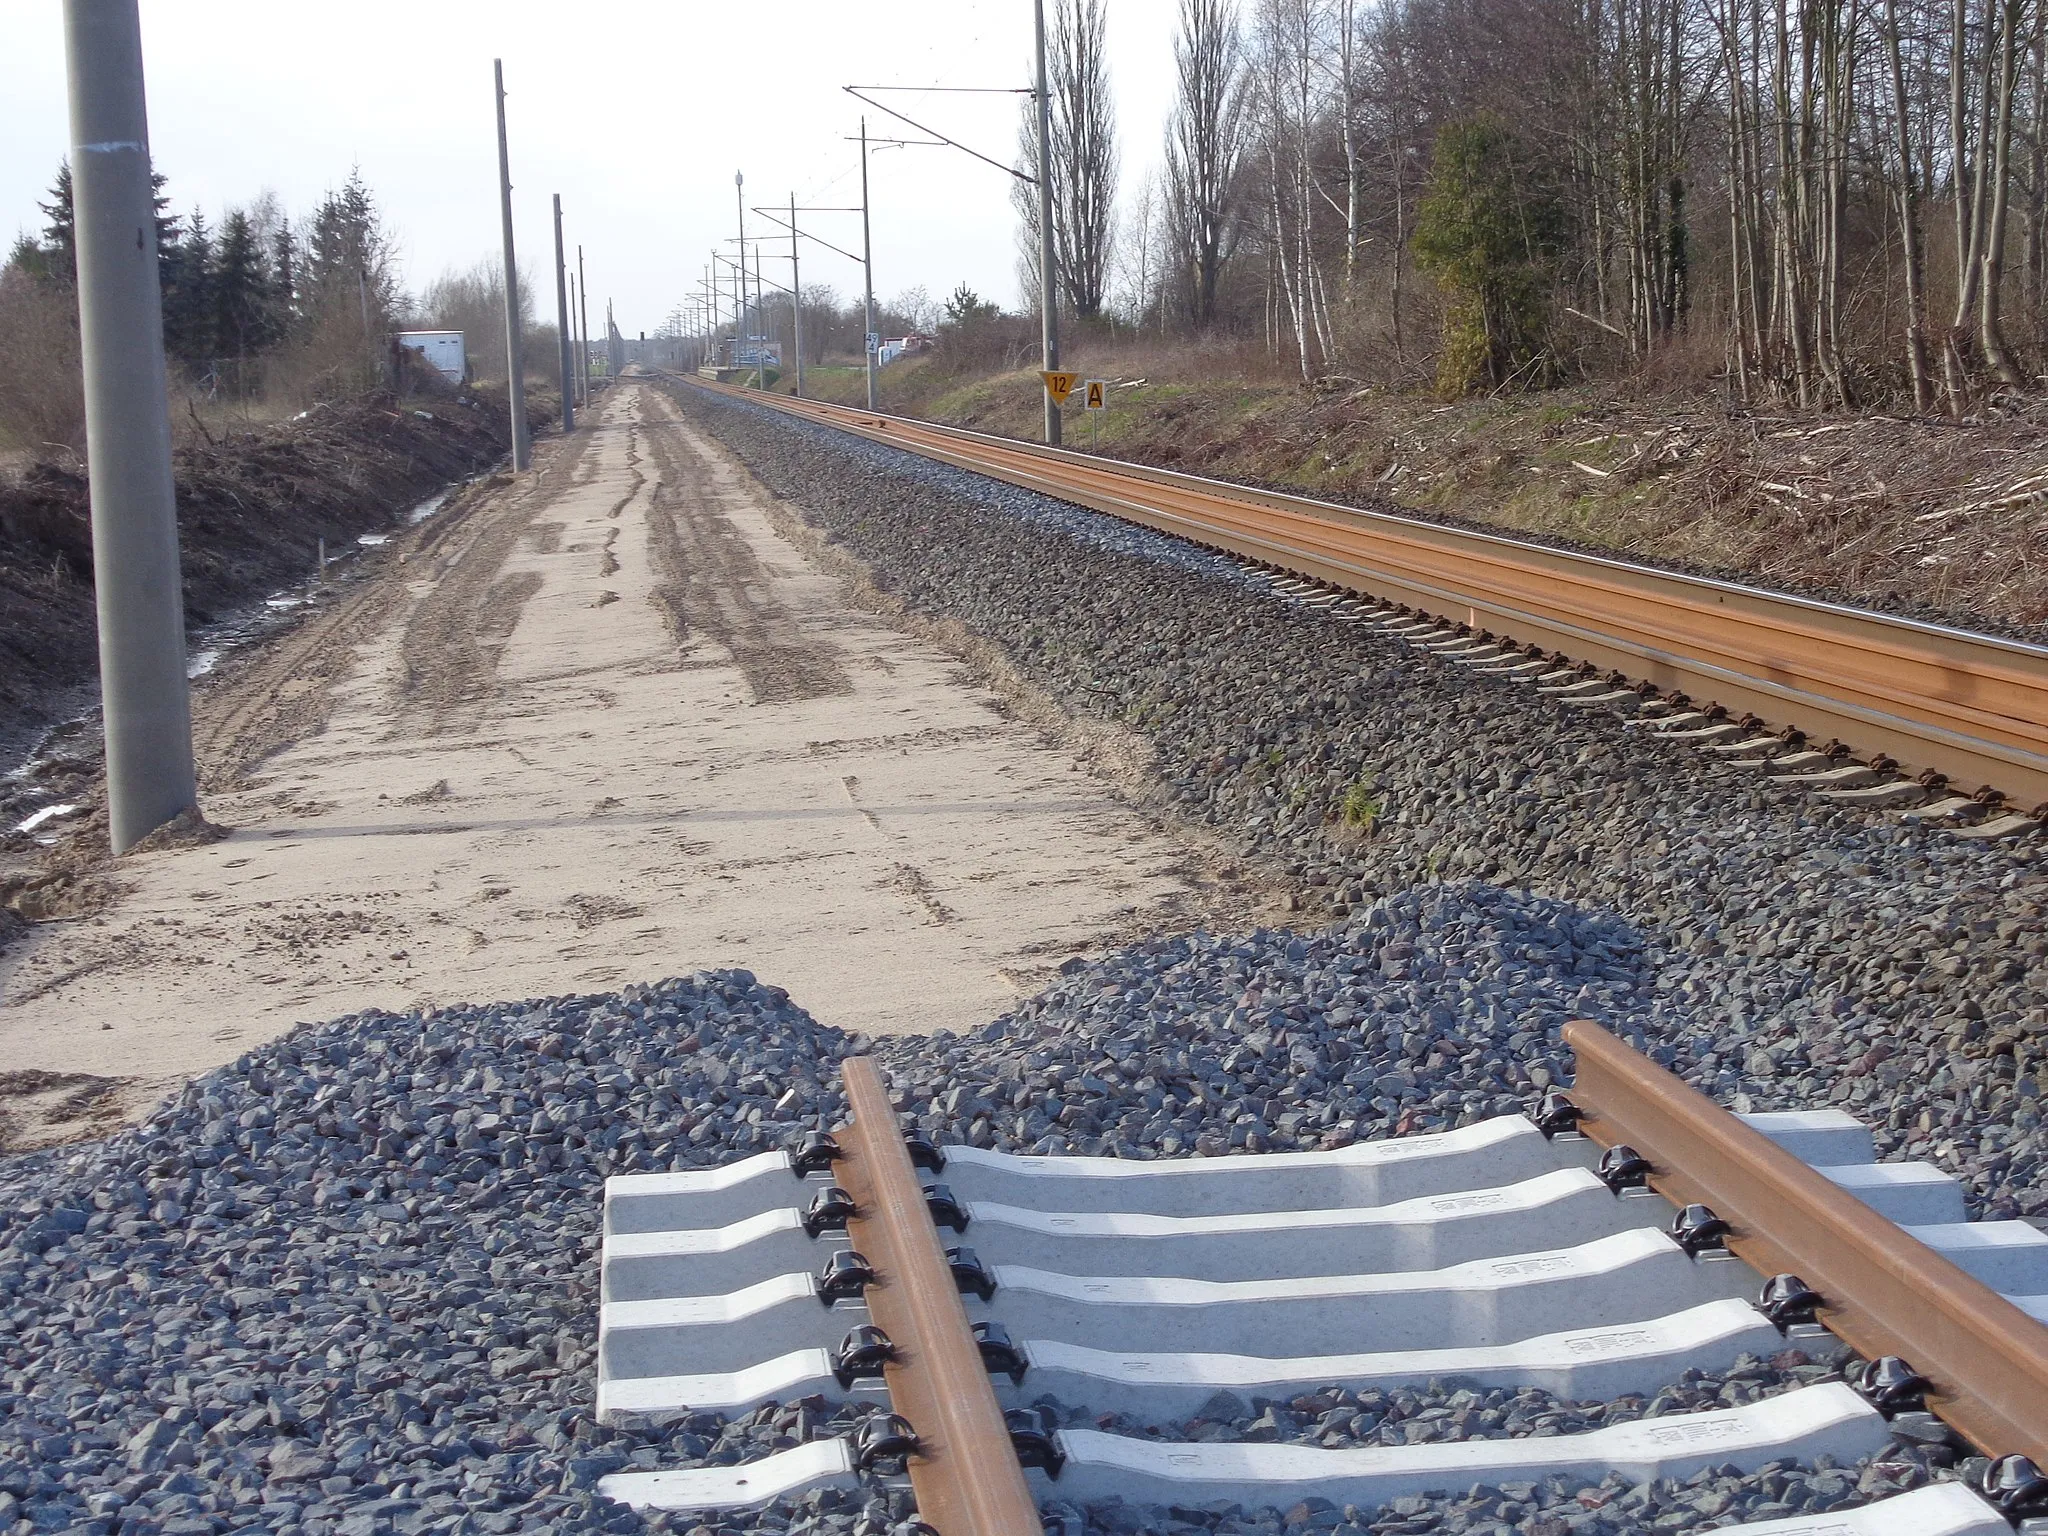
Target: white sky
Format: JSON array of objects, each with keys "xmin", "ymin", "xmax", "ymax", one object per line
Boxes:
[{"xmin": 0, "ymin": 1, "xmax": 1181, "ymax": 335}]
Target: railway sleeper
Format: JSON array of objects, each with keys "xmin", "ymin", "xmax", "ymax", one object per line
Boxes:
[
  {"xmin": 1232, "ymin": 552, "xmax": 2038, "ymax": 839},
  {"xmin": 591, "ymin": 1051, "xmax": 2048, "ymax": 1533}
]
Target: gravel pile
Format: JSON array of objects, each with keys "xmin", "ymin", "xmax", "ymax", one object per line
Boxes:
[
  {"xmin": 1, "ymin": 901, "xmax": 1958, "ymax": 1536},
  {"xmin": 0, "ymin": 973, "xmax": 859, "ymax": 1536},
  {"xmin": 676, "ymin": 385, "xmax": 2048, "ymax": 1224},
  {"xmin": 871, "ymin": 884, "xmax": 1638, "ymax": 1155}
]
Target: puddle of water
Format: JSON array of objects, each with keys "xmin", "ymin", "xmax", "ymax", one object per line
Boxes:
[
  {"xmin": 7, "ymin": 469, "xmax": 482, "ymax": 784},
  {"xmin": 15, "ymin": 802, "xmax": 79, "ymax": 835}
]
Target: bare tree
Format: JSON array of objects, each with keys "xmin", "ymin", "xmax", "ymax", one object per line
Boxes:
[
  {"xmin": 1015, "ymin": 0, "xmax": 1119, "ymax": 320},
  {"xmin": 1164, "ymin": 0, "xmax": 1248, "ymax": 326}
]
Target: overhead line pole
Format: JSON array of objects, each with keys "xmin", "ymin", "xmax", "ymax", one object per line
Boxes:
[
  {"xmin": 493, "ymin": 60, "xmax": 530, "ymax": 469},
  {"xmin": 1033, "ymin": 0, "xmax": 1060, "ymax": 446},
  {"xmin": 62, "ymin": 0, "xmax": 197, "ymax": 853},
  {"xmin": 578, "ymin": 244, "xmax": 591, "ymax": 403},
  {"xmin": 861, "ymin": 117, "xmax": 877, "ymax": 412},
  {"xmin": 569, "ymin": 270, "xmax": 585, "ymax": 405},
  {"xmin": 835, "ymin": 81, "xmax": 1049, "ymax": 440},
  {"xmin": 788, "ymin": 192, "xmax": 803, "ymax": 396},
  {"xmin": 735, "ymin": 172, "xmax": 753, "ymax": 386},
  {"xmin": 552, "ymin": 194, "xmax": 574, "ymax": 432}
]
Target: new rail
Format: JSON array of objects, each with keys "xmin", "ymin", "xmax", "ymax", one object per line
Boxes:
[
  {"xmin": 596, "ymin": 1035, "xmax": 2048, "ymax": 1530},
  {"xmin": 677, "ymin": 375, "xmax": 2048, "ymax": 813}
]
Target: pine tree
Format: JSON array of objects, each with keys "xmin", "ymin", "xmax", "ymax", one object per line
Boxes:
[
  {"xmin": 303, "ymin": 169, "xmax": 396, "ymax": 330},
  {"xmin": 35, "ymin": 163, "xmax": 74, "ymax": 284},
  {"xmin": 6, "ymin": 230, "xmax": 51, "ymax": 281},
  {"xmin": 18, "ymin": 160, "xmax": 175, "ymax": 289},
  {"xmin": 162, "ymin": 207, "xmax": 215, "ymax": 369},
  {"xmin": 212, "ymin": 208, "xmax": 271, "ymax": 363},
  {"xmin": 269, "ymin": 217, "xmax": 298, "ymax": 339}
]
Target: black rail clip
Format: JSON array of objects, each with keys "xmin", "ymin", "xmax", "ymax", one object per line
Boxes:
[
  {"xmin": 1596, "ymin": 1144, "xmax": 1652, "ymax": 1193},
  {"xmin": 945, "ymin": 1245, "xmax": 998, "ymax": 1301},
  {"xmin": 973, "ymin": 1319, "xmax": 1029, "ymax": 1384},
  {"xmin": 1005, "ymin": 1407, "xmax": 1066, "ymax": 1479},
  {"xmin": 852, "ymin": 1413, "xmax": 920, "ymax": 1475},
  {"xmin": 1855, "ymin": 1356, "xmax": 1930, "ymax": 1417},
  {"xmin": 792, "ymin": 1131, "xmax": 843, "ymax": 1178},
  {"xmin": 1669, "ymin": 1203, "xmax": 1731, "ymax": 1256},
  {"xmin": 832, "ymin": 1324, "xmax": 898, "ymax": 1389},
  {"xmin": 803, "ymin": 1185, "xmax": 859, "ymax": 1238},
  {"xmin": 903, "ymin": 1131, "xmax": 945, "ymax": 1173},
  {"xmin": 1757, "ymin": 1272, "xmax": 1823, "ymax": 1330},
  {"xmin": 923, "ymin": 1183, "xmax": 971, "ymax": 1233},
  {"xmin": 817, "ymin": 1249, "xmax": 877, "ymax": 1305},
  {"xmin": 1533, "ymin": 1089, "xmax": 1583, "ymax": 1140},
  {"xmin": 1981, "ymin": 1454, "xmax": 2048, "ymax": 1519}
]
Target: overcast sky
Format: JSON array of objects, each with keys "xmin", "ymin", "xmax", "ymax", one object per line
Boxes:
[{"xmin": 1, "ymin": 1, "xmax": 1181, "ymax": 334}]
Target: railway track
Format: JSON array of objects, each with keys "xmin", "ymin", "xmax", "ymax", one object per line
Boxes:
[
  {"xmin": 591, "ymin": 1033, "xmax": 2048, "ymax": 1535},
  {"xmin": 675, "ymin": 376, "xmax": 2048, "ymax": 835}
]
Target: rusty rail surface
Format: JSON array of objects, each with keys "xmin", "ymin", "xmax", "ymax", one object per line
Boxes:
[
  {"xmin": 836, "ymin": 1058, "xmax": 1040, "ymax": 1536},
  {"xmin": 1563, "ymin": 1018, "xmax": 2048, "ymax": 1463},
  {"xmin": 678, "ymin": 376, "xmax": 2048, "ymax": 810}
]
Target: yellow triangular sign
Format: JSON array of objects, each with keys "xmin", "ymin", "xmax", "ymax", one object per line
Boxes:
[{"xmin": 1040, "ymin": 369, "xmax": 1080, "ymax": 405}]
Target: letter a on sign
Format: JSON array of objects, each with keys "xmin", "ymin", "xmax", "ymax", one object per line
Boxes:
[
  {"xmin": 1040, "ymin": 370, "xmax": 1080, "ymax": 405},
  {"xmin": 1083, "ymin": 379, "xmax": 1107, "ymax": 411}
]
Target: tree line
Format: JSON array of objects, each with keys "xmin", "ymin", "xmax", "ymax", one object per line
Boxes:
[
  {"xmin": 1016, "ymin": 0, "xmax": 2048, "ymax": 412},
  {"xmin": 0, "ymin": 162, "xmax": 572, "ymax": 454},
  {"xmin": 7, "ymin": 164, "xmax": 404, "ymax": 404}
]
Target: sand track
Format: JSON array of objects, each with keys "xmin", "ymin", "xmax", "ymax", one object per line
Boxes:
[{"xmin": 0, "ymin": 381, "xmax": 1256, "ymax": 1152}]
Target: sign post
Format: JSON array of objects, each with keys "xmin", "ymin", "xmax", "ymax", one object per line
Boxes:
[{"xmin": 1082, "ymin": 378, "xmax": 1106, "ymax": 451}]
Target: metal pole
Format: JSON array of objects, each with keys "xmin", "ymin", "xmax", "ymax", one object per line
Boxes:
[
  {"xmin": 62, "ymin": 0, "xmax": 197, "ymax": 852},
  {"xmin": 735, "ymin": 172, "xmax": 750, "ymax": 384},
  {"xmin": 1033, "ymin": 0, "xmax": 1062, "ymax": 445},
  {"xmin": 861, "ymin": 117, "xmax": 878, "ymax": 411},
  {"xmin": 790, "ymin": 191, "xmax": 804, "ymax": 397},
  {"xmin": 753, "ymin": 242, "xmax": 767, "ymax": 387},
  {"xmin": 569, "ymin": 271, "xmax": 581, "ymax": 403},
  {"xmin": 578, "ymin": 244, "xmax": 591, "ymax": 401},
  {"xmin": 493, "ymin": 60, "xmax": 530, "ymax": 469},
  {"xmin": 552, "ymin": 194, "xmax": 574, "ymax": 432}
]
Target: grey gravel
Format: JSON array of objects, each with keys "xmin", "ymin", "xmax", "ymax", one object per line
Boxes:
[
  {"xmin": 680, "ymin": 383, "xmax": 2048, "ymax": 1223},
  {"xmin": 0, "ymin": 973, "xmax": 864, "ymax": 1536},
  {"xmin": 3, "ymin": 381, "xmax": 2038, "ymax": 1536},
  {"xmin": 0, "ymin": 921, "xmax": 1966, "ymax": 1536},
  {"xmin": 1036, "ymin": 1350, "xmax": 1851, "ymax": 1449}
]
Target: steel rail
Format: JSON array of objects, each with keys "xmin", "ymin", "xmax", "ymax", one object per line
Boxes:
[
  {"xmin": 1562, "ymin": 1018, "xmax": 2048, "ymax": 1463},
  {"xmin": 836, "ymin": 1058, "xmax": 1040, "ymax": 1536},
  {"xmin": 676, "ymin": 376, "xmax": 2048, "ymax": 810}
]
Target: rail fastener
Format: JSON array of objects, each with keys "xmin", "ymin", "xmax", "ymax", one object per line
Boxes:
[{"xmin": 1561, "ymin": 1016, "xmax": 2048, "ymax": 1465}]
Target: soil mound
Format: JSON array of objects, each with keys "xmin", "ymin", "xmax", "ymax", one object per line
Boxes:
[{"xmin": 0, "ymin": 389, "xmax": 516, "ymax": 760}]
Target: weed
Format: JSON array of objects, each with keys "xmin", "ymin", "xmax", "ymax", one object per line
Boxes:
[{"xmin": 1340, "ymin": 773, "xmax": 1384, "ymax": 831}]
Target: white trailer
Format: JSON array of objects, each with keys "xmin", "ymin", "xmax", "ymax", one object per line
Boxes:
[{"xmin": 395, "ymin": 330, "xmax": 466, "ymax": 384}]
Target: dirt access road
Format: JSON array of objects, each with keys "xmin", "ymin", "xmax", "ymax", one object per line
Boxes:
[{"xmin": 0, "ymin": 381, "xmax": 1259, "ymax": 1150}]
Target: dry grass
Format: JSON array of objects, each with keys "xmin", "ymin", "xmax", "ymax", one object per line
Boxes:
[
  {"xmin": 0, "ymin": 269, "xmax": 85, "ymax": 458},
  {"xmin": 789, "ymin": 337, "xmax": 2048, "ymax": 637}
]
